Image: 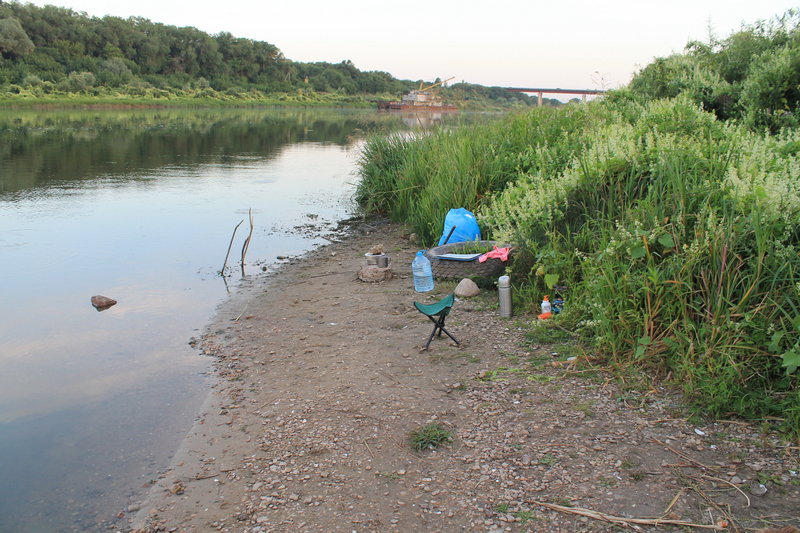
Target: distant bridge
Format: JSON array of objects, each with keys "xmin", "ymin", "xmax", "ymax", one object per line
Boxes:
[{"xmin": 504, "ymin": 87, "xmax": 606, "ymax": 106}]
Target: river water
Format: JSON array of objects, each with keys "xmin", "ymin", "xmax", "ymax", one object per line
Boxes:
[{"xmin": 0, "ymin": 107, "xmax": 467, "ymax": 532}]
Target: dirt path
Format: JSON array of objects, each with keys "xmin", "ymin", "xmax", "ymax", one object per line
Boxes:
[{"xmin": 131, "ymin": 219, "xmax": 799, "ymax": 533}]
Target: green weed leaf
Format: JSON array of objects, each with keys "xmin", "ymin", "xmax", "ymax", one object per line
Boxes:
[
  {"xmin": 657, "ymin": 233, "xmax": 675, "ymax": 248},
  {"xmin": 768, "ymin": 331, "xmax": 785, "ymax": 353},
  {"xmin": 781, "ymin": 348, "xmax": 800, "ymax": 375},
  {"xmin": 544, "ymin": 273, "xmax": 559, "ymax": 289},
  {"xmin": 630, "ymin": 245, "xmax": 647, "ymax": 259},
  {"xmin": 634, "ymin": 336, "xmax": 651, "ymax": 359},
  {"xmin": 663, "ymin": 337, "xmax": 680, "ymax": 350}
]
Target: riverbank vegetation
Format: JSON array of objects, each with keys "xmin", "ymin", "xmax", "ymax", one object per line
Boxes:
[
  {"xmin": 356, "ymin": 11, "xmax": 800, "ymax": 436},
  {"xmin": 630, "ymin": 9, "xmax": 800, "ymax": 132},
  {"xmin": 0, "ymin": 2, "xmax": 550, "ymax": 108}
]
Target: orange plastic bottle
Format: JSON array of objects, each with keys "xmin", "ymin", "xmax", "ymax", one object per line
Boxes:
[{"xmin": 538, "ymin": 295, "xmax": 552, "ymax": 319}]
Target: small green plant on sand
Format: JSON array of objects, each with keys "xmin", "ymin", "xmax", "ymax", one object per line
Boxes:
[
  {"xmin": 553, "ymin": 497, "xmax": 573, "ymax": 507},
  {"xmin": 598, "ymin": 475, "xmax": 618, "ymax": 488},
  {"xmin": 573, "ymin": 401, "xmax": 595, "ymax": 418},
  {"xmin": 628, "ymin": 471, "xmax": 647, "ymax": 482},
  {"xmin": 410, "ymin": 423, "xmax": 453, "ymax": 451},
  {"xmin": 538, "ymin": 453, "xmax": 558, "ymax": 466},
  {"xmin": 514, "ymin": 510, "xmax": 538, "ymax": 523}
]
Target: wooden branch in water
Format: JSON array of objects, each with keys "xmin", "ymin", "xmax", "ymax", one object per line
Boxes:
[
  {"xmin": 240, "ymin": 208, "xmax": 254, "ymax": 276},
  {"xmin": 221, "ymin": 219, "xmax": 244, "ymax": 274}
]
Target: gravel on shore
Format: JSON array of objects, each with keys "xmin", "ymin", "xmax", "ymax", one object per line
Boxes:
[{"xmin": 128, "ymin": 219, "xmax": 800, "ymax": 533}]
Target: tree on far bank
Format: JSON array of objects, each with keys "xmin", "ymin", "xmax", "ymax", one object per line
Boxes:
[{"xmin": 0, "ymin": 17, "xmax": 34, "ymax": 58}]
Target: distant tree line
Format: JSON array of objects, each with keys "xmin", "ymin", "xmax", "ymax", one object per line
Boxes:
[
  {"xmin": 0, "ymin": 1, "xmax": 542, "ymax": 107},
  {"xmin": 628, "ymin": 9, "xmax": 800, "ymax": 131}
]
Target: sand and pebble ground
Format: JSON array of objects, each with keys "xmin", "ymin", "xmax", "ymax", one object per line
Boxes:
[{"xmin": 126, "ymin": 218, "xmax": 799, "ymax": 533}]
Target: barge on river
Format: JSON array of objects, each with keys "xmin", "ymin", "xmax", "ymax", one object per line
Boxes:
[{"xmin": 378, "ymin": 77, "xmax": 458, "ymax": 112}]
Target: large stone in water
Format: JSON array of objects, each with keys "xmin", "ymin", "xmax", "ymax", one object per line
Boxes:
[
  {"xmin": 91, "ymin": 295, "xmax": 117, "ymax": 310},
  {"xmin": 454, "ymin": 278, "xmax": 480, "ymax": 297}
]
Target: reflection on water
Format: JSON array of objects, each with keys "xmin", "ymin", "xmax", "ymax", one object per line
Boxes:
[
  {"xmin": 0, "ymin": 107, "xmax": 478, "ymax": 532},
  {"xmin": 0, "ymin": 107, "xmax": 417, "ymax": 193}
]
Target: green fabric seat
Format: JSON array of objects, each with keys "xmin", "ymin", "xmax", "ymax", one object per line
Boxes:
[{"xmin": 414, "ymin": 293, "xmax": 459, "ymax": 350}]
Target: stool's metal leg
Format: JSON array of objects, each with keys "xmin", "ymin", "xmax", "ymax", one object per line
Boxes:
[
  {"xmin": 424, "ymin": 325, "xmax": 438, "ymax": 350},
  {"xmin": 423, "ymin": 314, "xmax": 458, "ymax": 349},
  {"xmin": 439, "ymin": 326, "xmax": 459, "ymax": 345},
  {"xmin": 436, "ymin": 316, "xmax": 445, "ymax": 337}
]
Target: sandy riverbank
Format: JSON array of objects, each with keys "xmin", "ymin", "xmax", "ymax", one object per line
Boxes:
[{"xmin": 129, "ymin": 218, "xmax": 799, "ymax": 533}]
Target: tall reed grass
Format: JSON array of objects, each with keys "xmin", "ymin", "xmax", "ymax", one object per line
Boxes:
[{"xmin": 355, "ymin": 106, "xmax": 597, "ymax": 244}]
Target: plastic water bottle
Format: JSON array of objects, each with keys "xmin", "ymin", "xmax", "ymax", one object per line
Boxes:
[
  {"xmin": 498, "ymin": 275, "xmax": 512, "ymax": 317},
  {"xmin": 412, "ymin": 251, "xmax": 434, "ymax": 292}
]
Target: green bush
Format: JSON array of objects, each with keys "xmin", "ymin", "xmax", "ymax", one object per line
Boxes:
[
  {"xmin": 628, "ymin": 9, "xmax": 800, "ymax": 129},
  {"xmin": 356, "ymin": 93, "xmax": 800, "ymax": 435},
  {"xmin": 741, "ymin": 42, "xmax": 800, "ymax": 131},
  {"xmin": 482, "ymin": 98, "xmax": 800, "ymax": 431},
  {"xmin": 22, "ymin": 74, "xmax": 41, "ymax": 86},
  {"xmin": 63, "ymin": 70, "xmax": 95, "ymax": 92}
]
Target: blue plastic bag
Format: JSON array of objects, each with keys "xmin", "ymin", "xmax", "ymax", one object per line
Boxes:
[{"xmin": 438, "ymin": 208, "xmax": 481, "ymax": 245}]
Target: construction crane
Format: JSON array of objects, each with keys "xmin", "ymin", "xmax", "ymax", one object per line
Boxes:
[{"xmin": 417, "ymin": 77, "xmax": 455, "ymax": 92}]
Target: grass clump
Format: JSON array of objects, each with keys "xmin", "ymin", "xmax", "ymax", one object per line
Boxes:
[
  {"xmin": 514, "ymin": 510, "xmax": 538, "ymax": 523},
  {"xmin": 409, "ymin": 423, "xmax": 453, "ymax": 451},
  {"xmin": 538, "ymin": 453, "xmax": 558, "ymax": 466}
]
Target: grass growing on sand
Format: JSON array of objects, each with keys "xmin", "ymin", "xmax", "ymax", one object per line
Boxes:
[{"xmin": 409, "ymin": 423, "xmax": 453, "ymax": 451}]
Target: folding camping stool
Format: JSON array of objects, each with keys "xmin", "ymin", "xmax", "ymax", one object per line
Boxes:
[{"xmin": 413, "ymin": 293, "xmax": 460, "ymax": 350}]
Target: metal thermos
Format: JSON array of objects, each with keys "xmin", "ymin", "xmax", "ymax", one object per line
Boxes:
[{"xmin": 498, "ymin": 275, "xmax": 512, "ymax": 317}]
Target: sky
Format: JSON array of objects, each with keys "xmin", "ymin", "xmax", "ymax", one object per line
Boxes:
[{"xmin": 21, "ymin": 0, "xmax": 800, "ymax": 90}]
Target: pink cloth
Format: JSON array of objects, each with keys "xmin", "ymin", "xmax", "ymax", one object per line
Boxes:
[{"xmin": 478, "ymin": 246, "xmax": 511, "ymax": 263}]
